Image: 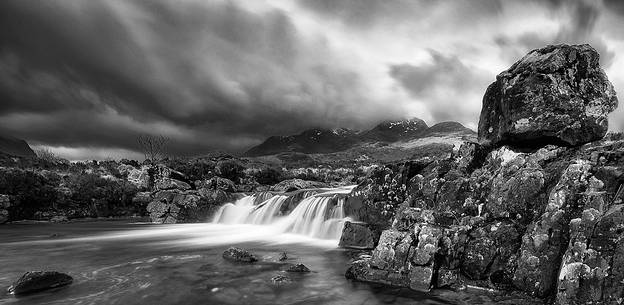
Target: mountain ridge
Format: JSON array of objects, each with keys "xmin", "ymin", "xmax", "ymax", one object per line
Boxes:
[{"xmin": 244, "ymin": 118, "xmax": 475, "ymax": 157}]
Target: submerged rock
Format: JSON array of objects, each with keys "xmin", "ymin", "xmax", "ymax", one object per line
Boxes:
[
  {"xmin": 222, "ymin": 247, "xmax": 258, "ymax": 263},
  {"xmin": 286, "ymin": 263, "xmax": 310, "ymax": 273},
  {"xmin": 479, "ymin": 44, "xmax": 618, "ymax": 148},
  {"xmin": 8, "ymin": 271, "xmax": 73, "ymax": 295},
  {"xmin": 270, "ymin": 274, "xmax": 292, "ymax": 286}
]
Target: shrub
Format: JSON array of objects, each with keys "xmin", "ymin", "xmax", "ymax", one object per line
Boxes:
[
  {"xmin": 215, "ymin": 159, "xmax": 245, "ymax": 182},
  {"xmin": 0, "ymin": 168, "xmax": 60, "ymax": 220},
  {"xmin": 251, "ymin": 167, "xmax": 284, "ymax": 185},
  {"xmin": 165, "ymin": 158, "xmax": 216, "ymax": 181},
  {"xmin": 65, "ymin": 173, "xmax": 139, "ymax": 217}
]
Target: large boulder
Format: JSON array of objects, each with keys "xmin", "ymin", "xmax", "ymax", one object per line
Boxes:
[
  {"xmin": 479, "ymin": 44, "xmax": 618, "ymax": 148},
  {"xmin": 338, "ymin": 221, "xmax": 377, "ymax": 250},
  {"xmin": 146, "ymin": 190, "xmax": 201, "ymax": 224},
  {"xmin": 8, "ymin": 271, "xmax": 73, "ymax": 295}
]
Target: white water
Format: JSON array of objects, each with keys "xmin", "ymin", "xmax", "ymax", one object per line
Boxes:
[
  {"xmin": 212, "ymin": 186, "xmax": 355, "ymax": 240},
  {"xmin": 11, "ymin": 186, "xmax": 357, "ymax": 249}
]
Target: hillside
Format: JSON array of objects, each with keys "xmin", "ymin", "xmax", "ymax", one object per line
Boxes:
[{"xmin": 0, "ymin": 135, "xmax": 36, "ymax": 157}]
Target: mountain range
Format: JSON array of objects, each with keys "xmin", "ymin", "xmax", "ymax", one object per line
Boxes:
[{"xmin": 244, "ymin": 118, "xmax": 475, "ymax": 157}]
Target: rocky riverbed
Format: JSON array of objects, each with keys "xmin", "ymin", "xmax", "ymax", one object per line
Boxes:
[{"xmin": 0, "ymin": 220, "xmax": 542, "ymax": 305}]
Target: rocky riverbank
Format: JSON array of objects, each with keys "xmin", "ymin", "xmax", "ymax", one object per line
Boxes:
[{"xmin": 343, "ymin": 44, "xmax": 623, "ymax": 305}]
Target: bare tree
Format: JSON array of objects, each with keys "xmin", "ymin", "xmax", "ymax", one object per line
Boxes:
[{"xmin": 137, "ymin": 134, "xmax": 169, "ymax": 162}]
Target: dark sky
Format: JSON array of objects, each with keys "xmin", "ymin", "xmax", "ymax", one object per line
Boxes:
[{"xmin": 1, "ymin": 0, "xmax": 624, "ymax": 160}]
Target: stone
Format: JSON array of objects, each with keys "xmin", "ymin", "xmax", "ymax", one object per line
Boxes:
[
  {"xmin": 436, "ymin": 268, "xmax": 461, "ymax": 289},
  {"xmin": 479, "ymin": 44, "xmax": 618, "ymax": 148},
  {"xmin": 270, "ymin": 274, "xmax": 292, "ymax": 286},
  {"xmin": 285, "ymin": 263, "xmax": 310, "ymax": 273},
  {"xmin": 412, "ymin": 224, "xmax": 442, "ymax": 266},
  {"xmin": 155, "ymin": 178, "xmax": 191, "ymax": 191},
  {"xmin": 409, "ymin": 266, "xmax": 433, "ymax": 291},
  {"xmin": 270, "ymin": 179, "xmax": 328, "ymax": 192},
  {"xmin": 393, "ymin": 207, "xmax": 436, "ymax": 230},
  {"xmin": 345, "ymin": 258, "xmax": 409, "ymax": 287},
  {"xmin": 222, "ymin": 247, "xmax": 258, "ymax": 263},
  {"xmin": 338, "ymin": 221, "xmax": 377, "ymax": 250},
  {"xmin": 195, "ymin": 177, "xmax": 236, "ymax": 193},
  {"xmin": 146, "ymin": 190, "xmax": 201, "ymax": 224},
  {"xmin": 8, "ymin": 271, "xmax": 73, "ymax": 295},
  {"xmin": 370, "ymin": 230, "xmax": 414, "ymax": 272},
  {"xmin": 126, "ymin": 165, "xmax": 151, "ymax": 189},
  {"xmin": 50, "ymin": 215, "xmax": 68, "ymax": 223}
]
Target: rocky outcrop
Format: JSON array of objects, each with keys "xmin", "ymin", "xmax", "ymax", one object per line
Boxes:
[
  {"xmin": 0, "ymin": 194, "xmax": 10, "ymax": 224},
  {"xmin": 146, "ymin": 190, "xmax": 201, "ymax": 224},
  {"xmin": 345, "ymin": 44, "xmax": 624, "ymax": 305},
  {"xmin": 222, "ymin": 247, "xmax": 258, "ymax": 263},
  {"xmin": 479, "ymin": 44, "xmax": 618, "ymax": 148},
  {"xmin": 339, "ymin": 221, "xmax": 378, "ymax": 250},
  {"xmin": 144, "ymin": 171, "xmax": 236, "ymax": 223},
  {"xmin": 8, "ymin": 271, "xmax": 73, "ymax": 295},
  {"xmin": 270, "ymin": 179, "xmax": 328, "ymax": 192}
]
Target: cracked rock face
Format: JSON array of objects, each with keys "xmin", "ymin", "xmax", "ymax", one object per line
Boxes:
[{"xmin": 478, "ymin": 44, "xmax": 618, "ymax": 148}]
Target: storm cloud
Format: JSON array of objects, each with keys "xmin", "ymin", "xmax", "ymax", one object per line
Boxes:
[{"xmin": 1, "ymin": 0, "xmax": 624, "ymax": 159}]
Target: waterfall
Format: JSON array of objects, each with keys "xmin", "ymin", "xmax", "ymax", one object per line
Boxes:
[{"xmin": 212, "ymin": 186, "xmax": 354, "ymax": 240}]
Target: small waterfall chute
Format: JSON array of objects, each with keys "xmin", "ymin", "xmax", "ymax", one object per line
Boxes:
[{"xmin": 212, "ymin": 186, "xmax": 355, "ymax": 240}]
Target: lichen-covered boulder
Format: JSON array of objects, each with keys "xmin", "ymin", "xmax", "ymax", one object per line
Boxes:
[
  {"xmin": 479, "ymin": 44, "xmax": 618, "ymax": 148},
  {"xmin": 8, "ymin": 271, "xmax": 73, "ymax": 295}
]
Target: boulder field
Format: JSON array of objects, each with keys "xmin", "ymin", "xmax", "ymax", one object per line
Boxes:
[{"xmin": 344, "ymin": 44, "xmax": 623, "ymax": 304}]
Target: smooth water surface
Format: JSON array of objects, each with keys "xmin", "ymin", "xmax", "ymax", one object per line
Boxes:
[{"xmin": 0, "ymin": 221, "xmax": 533, "ymax": 305}]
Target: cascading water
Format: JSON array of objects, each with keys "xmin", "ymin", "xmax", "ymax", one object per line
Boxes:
[{"xmin": 212, "ymin": 186, "xmax": 354, "ymax": 240}]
